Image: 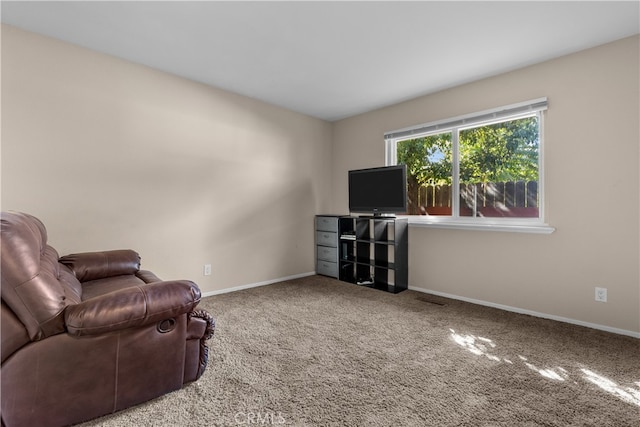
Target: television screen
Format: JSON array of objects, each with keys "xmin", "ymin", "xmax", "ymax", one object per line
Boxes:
[{"xmin": 348, "ymin": 165, "xmax": 407, "ymax": 215}]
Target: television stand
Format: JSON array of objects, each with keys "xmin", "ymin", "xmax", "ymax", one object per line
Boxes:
[{"xmin": 315, "ymin": 215, "xmax": 408, "ymax": 294}]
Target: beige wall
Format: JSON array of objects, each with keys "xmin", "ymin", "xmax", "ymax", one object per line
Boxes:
[
  {"xmin": 332, "ymin": 36, "xmax": 640, "ymax": 334},
  {"xmin": 1, "ymin": 25, "xmax": 333, "ymax": 291}
]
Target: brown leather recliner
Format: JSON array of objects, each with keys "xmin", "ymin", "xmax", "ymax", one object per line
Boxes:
[{"xmin": 1, "ymin": 211, "xmax": 215, "ymax": 427}]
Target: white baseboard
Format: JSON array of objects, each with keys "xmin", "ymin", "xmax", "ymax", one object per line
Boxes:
[
  {"xmin": 409, "ymin": 286, "xmax": 640, "ymax": 339},
  {"xmin": 201, "ymin": 271, "xmax": 316, "ymax": 298}
]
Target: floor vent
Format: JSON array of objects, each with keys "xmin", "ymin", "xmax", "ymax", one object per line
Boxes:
[{"xmin": 416, "ymin": 296, "xmax": 446, "ymax": 306}]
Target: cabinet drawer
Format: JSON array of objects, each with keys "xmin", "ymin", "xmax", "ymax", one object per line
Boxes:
[
  {"xmin": 317, "ymin": 245, "xmax": 338, "ymax": 263},
  {"xmin": 316, "ymin": 216, "xmax": 338, "ymax": 232},
  {"xmin": 317, "ymin": 260, "xmax": 338, "ymax": 278},
  {"xmin": 316, "ymin": 231, "xmax": 337, "ymax": 247}
]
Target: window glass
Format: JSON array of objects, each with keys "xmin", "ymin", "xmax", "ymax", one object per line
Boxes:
[
  {"xmin": 459, "ymin": 116, "xmax": 539, "ymax": 218},
  {"xmin": 393, "ymin": 113, "xmax": 541, "ymax": 220},
  {"xmin": 397, "ymin": 132, "xmax": 451, "ymax": 215}
]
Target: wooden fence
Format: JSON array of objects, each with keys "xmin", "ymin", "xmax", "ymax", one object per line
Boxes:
[{"xmin": 411, "ymin": 181, "xmax": 539, "ymax": 217}]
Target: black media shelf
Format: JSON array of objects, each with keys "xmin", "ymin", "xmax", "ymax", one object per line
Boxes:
[{"xmin": 316, "ymin": 215, "xmax": 408, "ymax": 294}]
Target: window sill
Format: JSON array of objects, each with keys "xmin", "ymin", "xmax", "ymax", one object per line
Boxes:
[{"xmin": 405, "ymin": 217, "xmax": 555, "ymax": 234}]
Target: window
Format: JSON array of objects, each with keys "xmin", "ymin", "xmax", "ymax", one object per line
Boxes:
[{"xmin": 385, "ymin": 98, "xmax": 553, "ymax": 233}]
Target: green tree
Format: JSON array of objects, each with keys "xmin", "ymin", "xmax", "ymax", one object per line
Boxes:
[
  {"xmin": 396, "ymin": 116, "xmax": 539, "ymax": 214},
  {"xmin": 460, "ymin": 117, "xmax": 539, "ymax": 183},
  {"xmin": 397, "ymin": 132, "xmax": 451, "ymax": 214}
]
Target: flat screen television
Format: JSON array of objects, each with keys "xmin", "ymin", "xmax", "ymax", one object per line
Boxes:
[{"xmin": 348, "ymin": 165, "xmax": 407, "ymax": 216}]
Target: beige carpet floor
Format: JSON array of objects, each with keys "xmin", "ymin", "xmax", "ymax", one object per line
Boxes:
[{"xmin": 80, "ymin": 275, "xmax": 639, "ymax": 426}]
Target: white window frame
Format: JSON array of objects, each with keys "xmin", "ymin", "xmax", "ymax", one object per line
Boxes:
[{"xmin": 385, "ymin": 98, "xmax": 555, "ymax": 234}]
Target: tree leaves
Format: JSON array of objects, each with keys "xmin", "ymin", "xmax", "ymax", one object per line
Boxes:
[{"xmin": 397, "ymin": 116, "xmax": 539, "ymax": 185}]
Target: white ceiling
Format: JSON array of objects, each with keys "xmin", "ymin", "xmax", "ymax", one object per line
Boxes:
[{"xmin": 2, "ymin": 1, "xmax": 639, "ymax": 121}]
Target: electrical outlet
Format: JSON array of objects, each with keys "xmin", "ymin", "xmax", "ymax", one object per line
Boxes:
[
  {"xmin": 203, "ymin": 264, "xmax": 212, "ymax": 276},
  {"xmin": 595, "ymin": 287, "xmax": 607, "ymax": 302}
]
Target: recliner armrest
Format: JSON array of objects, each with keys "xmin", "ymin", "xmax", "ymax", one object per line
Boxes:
[
  {"xmin": 136, "ymin": 269, "xmax": 162, "ymax": 284},
  {"xmin": 65, "ymin": 280, "xmax": 201, "ymax": 336},
  {"xmin": 59, "ymin": 249, "xmax": 141, "ymax": 282}
]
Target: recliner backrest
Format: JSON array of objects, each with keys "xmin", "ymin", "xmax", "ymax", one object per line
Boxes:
[{"xmin": 1, "ymin": 211, "xmax": 82, "ymax": 341}]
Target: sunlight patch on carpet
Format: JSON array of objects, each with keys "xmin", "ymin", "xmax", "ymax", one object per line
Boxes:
[
  {"xmin": 449, "ymin": 329, "xmax": 506, "ymax": 363},
  {"xmin": 518, "ymin": 355, "xmax": 568, "ymax": 381},
  {"xmin": 581, "ymin": 369, "xmax": 640, "ymax": 407},
  {"xmin": 449, "ymin": 328, "xmax": 640, "ymax": 408}
]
